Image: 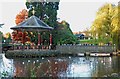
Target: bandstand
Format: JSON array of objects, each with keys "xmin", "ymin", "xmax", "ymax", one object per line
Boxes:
[{"xmin": 10, "ymin": 15, "xmax": 53, "ymax": 50}]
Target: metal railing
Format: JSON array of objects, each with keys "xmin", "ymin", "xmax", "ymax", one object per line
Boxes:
[
  {"xmin": 56, "ymin": 44, "xmax": 116, "ymax": 53},
  {"xmin": 9, "ymin": 44, "xmax": 56, "ymax": 50}
]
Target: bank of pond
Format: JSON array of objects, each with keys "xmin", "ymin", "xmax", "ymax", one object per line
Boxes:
[{"xmin": 4, "ymin": 50, "xmax": 120, "ymax": 59}]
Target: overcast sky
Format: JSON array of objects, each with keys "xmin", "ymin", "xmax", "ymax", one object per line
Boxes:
[{"xmin": 0, "ymin": 0, "xmax": 119, "ymax": 34}]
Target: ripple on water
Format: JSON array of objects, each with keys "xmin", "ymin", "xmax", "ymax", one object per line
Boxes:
[{"xmin": 1, "ymin": 54, "xmax": 120, "ymax": 77}]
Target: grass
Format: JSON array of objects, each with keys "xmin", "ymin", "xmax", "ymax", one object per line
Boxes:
[{"xmin": 79, "ymin": 38, "xmax": 112, "ymax": 45}]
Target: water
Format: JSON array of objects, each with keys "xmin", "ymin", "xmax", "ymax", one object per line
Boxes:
[{"xmin": 0, "ymin": 54, "xmax": 120, "ymax": 77}]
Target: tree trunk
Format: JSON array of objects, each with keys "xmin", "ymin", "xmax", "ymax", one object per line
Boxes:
[{"xmin": 118, "ymin": 34, "xmax": 120, "ymax": 52}]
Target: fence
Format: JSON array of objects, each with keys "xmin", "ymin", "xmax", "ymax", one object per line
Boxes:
[{"xmin": 56, "ymin": 44, "xmax": 116, "ymax": 54}]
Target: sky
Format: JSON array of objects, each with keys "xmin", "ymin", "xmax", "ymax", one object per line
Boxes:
[{"xmin": 0, "ymin": 0, "xmax": 119, "ymax": 34}]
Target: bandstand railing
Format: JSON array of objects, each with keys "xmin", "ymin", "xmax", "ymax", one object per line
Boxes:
[{"xmin": 10, "ymin": 44, "xmax": 56, "ymax": 50}]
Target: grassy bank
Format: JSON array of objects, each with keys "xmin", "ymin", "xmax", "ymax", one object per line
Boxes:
[{"xmin": 79, "ymin": 38, "xmax": 112, "ymax": 45}]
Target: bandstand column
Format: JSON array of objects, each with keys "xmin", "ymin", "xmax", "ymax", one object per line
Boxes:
[
  {"xmin": 49, "ymin": 33, "xmax": 52, "ymax": 49},
  {"xmin": 22, "ymin": 30, "xmax": 24, "ymax": 51},
  {"xmin": 38, "ymin": 31, "xmax": 41, "ymax": 50},
  {"xmin": 16, "ymin": 30, "xmax": 18, "ymax": 50}
]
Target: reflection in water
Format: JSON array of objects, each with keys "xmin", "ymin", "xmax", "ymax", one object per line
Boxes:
[
  {"xmin": 0, "ymin": 54, "xmax": 120, "ymax": 77},
  {"xmin": 14, "ymin": 57, "xmax": 68, "ymax": 77},
  {"xmin": 67, "ymin": 64, "xmax": 91, "ymax": 77},
  {"xmin": 0, "ymin": 54, "xmax": 14, "ymax": 77}
]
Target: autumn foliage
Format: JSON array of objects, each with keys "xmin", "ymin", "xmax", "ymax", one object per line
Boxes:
[
  {"xmin": 4, "ymin": 32, "xmax": 11, "ymax": 39},
  {"xmin": 12, "ymin": 31, "xmax": 30, "ymax": 44},
  {"xmin": 15, "ymin": 9, "xmax": 28, "ymax": 25},
  {"xmin": 12, "ymin": 9, "xmax": 30, "ymax": 44}
]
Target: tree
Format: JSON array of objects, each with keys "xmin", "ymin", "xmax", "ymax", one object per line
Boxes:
[
  {"xmin": 0, "ymin": 31, "xmax": 3, "ymax": 44},
  {"xmin": 26, "ymin": 1, "xmax": 59, "ymax": 41},
  {"xmin": 91, "ymin": 3, "xmax": 114, "ymax": 37},
  {"xmin": 3, "ymin": 32, "xmax": 12, "ymax": 44},
  {"xmin": 13, "ymin": 9, "xmax": 30, "ymax": 44},
  {"xmin": 90, "ymin": 3, "xmax": 120, "ymax": 51},
  {"xmin": 26, "ymin": 1, "xmax": 78, "ymax": 45},
  {"xmin": 53, "ymin": 21, "xmax": 78, "ymax": 44},
  {"xmin": 26, "ymin": 1, "xmax": 57, "ymax": 44},
  {"xmin": 15, "ymin": 9, "xmax": 28, "ymax": 25},
  {"xmin": 111, "ymin": 6, "xmax": 120, "ymax": 51},
  {"xmin": 26, "ymin": 1, "xmax": 59, "ymax": 27}
]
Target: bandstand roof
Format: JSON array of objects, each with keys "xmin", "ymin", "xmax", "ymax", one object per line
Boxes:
[{"xmin": 10, "ymin": 15, "xmax": 53, "ymax": 31}]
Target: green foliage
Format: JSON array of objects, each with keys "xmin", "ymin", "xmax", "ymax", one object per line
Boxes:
[
  {"xmin": 79, "ymin": 38, "xmax": 111, "ymax": 45},
  {"xmin": 91, "ymin": 3, "xmax": 114, "ymax": 38},
  {"xmin": 53, "ymin": 21, "xmax": 78, "ymax": 44},
  {"xmin": 90, "ymin": 3, "xmax": 120, "ymax": 50},
  {"xmin": 26, "ymin": 1, "xmax": 77, "ymax": 45},
  {"xmin": 26, "ymin": 2, "xmax": 59, "ymax": 45},
  {"xmin": 0, "ymin": 31, "xmax": 2, "ymax": 42},
  {"xmin": 26, "ymin": 2, "xmax": 59, "ymax": 27}
]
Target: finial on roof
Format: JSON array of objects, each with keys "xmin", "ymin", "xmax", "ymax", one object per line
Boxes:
[{"xmin": 32, "ymin": 7, "xmax": 36, "ymax": 15}]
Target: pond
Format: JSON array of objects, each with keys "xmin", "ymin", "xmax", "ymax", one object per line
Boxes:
[{"xmin": 0, "ymin": 53, "xmax": 120, "ymax": 77}]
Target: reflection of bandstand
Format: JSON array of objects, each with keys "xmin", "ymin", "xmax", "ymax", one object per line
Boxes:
[{"xmin": 10, "ymin": 14, "xmax": 54, "ymax": 50}]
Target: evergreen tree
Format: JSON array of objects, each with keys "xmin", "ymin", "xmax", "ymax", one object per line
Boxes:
[
  {"xmin": 54, "ymin": 21, "xmax": 78, "ymax": 44},
  {"xmin": 26, "ymin": 1, "xmax": 59, "ymax": 45},
  {"xmin": 26, "ymin": 1, "xmax": 78, "ymax": 45},
  {"xmin": 26, "ymin": 1, "xmax": 59, "ymax": 27}
]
